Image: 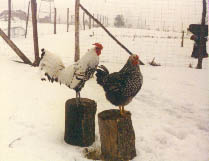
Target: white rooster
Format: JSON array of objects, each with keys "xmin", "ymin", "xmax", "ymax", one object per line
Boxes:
[{"xmin": 39, "ymin": 43, "xmax": 103, "ymax": 104}]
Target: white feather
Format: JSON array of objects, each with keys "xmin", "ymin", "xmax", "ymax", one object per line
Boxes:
[
  {"xmin": 39, "ymin": 47, "xmax": 99, "ymax": 89},
  {"xmin": 39, "ymin": 50, "xmax": 65, "ymax": 79}
]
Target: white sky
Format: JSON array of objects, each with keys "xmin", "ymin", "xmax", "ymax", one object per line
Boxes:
[{"xmin": 0, "ymin": 0, "xmax": 206, "ymax": 30}]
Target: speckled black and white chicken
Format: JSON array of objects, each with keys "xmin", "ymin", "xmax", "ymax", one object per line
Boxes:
[{"xmin": 96, "ymin": 54, "xmax": 143, "ymax": 115}]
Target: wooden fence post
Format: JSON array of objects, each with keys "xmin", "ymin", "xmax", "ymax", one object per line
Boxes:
[
  {"xmin": 8, "ymin": 0, "xmax": 11, "ymax": 39},
  {"xmin": 181, "ymin": 30, "xmax": 184, "ymax": 47},
  {"xmin": 99, "ymin": 15, "xmax": 102, "ymax": 23},
  {"xmin": 89, "ymin": 15, "xmax": 91, "ymax": 29},
  {"xmin": 0, "ymin": 28, "xmax": 32, "ymax": 65},
  {"xmin": 83, "ymin": 12, "xmax": 85, "ymax": 30},
  {"xmin": 67, "ymin": 8, "xmax": 69, "ymax": 32},
  {"xmin": 75, "ymin": 0, "xmax": 80, "ymax": 62},
  {"xmin": 54, "ymin": 8, "xmax": 57, "ymax": 34},
  {"xmin": 70, "ymin": 15, "xmax": 73, "ymax": 25},
  {"xmin": 103, "ymin": 16, "xmax": 105, "ymax": 25},
  {"xmin": 31, "ymin": 0, "xmax": 39, "ymax": 66},
  {"xmin": 106, "ymin": 16, "xmax": 108, "ymax": 26},
  {"xmin": 25, "ymin": 1, "xmax": 30, "ymax": 38}
]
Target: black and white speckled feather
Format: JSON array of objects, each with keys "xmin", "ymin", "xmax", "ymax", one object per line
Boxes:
[{"xmin": 96, "ymin": 54, "xmax": 143, "ymax": 107}]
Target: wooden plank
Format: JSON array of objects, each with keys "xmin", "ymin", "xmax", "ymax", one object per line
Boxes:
[
  {"xmin": 79, "ymin": 4, "xmax": 145, "ymax": 65},
  {"xmin": 75, "ymin": 0, "xmax": 80, "ymax": 62},
  {"xmin": 31, "ymin": 0, "xmax": 40, "ymax": 66},
  {"xmin": 0, "ymin": 28, "xmax": 32, "ymax": 65}
]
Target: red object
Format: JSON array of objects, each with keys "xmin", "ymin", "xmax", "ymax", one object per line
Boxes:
[
  {"xmin": 93, "ymin": 43, "xmax": 103, "ymax": 55},
  {"xmin": 190, "ymin": 35, "xmax": 198, "ymax": 41}
]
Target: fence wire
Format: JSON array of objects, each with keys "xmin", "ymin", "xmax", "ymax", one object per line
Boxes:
[{"xmin": 0, "ymin": 0, "xmax": 208, "ymax": 68}]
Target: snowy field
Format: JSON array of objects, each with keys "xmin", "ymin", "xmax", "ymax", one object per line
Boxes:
[{"xmin": 0, "ymin": 21, "xmax": 209, "ymax": 161}]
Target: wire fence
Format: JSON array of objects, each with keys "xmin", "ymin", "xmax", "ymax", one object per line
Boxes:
[{"xmin": 0, "ymin": 0, "xmax": 208, "ymax": 68}]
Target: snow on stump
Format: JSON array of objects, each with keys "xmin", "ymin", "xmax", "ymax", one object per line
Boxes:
[
  {"xmin": 98, "ymin": 109, "xmax": 136, "ymax": 161},
  {"xmin": 64, "ymin": 98, "xmax": 97, "ymax": 147}
]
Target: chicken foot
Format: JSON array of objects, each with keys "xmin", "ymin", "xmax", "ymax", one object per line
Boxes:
[
  {"xmin": 119, "ymin": 106, "xmax": 126, "ymax": 116},
  {"xmin": 76, "ymin": 91, "xmax": 81, "ymax": 106}
]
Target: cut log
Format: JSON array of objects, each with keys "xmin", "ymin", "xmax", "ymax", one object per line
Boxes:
[
  {"xmin": 64, "ymin": 98, "xmax": 97, "ymax": 147},
  {"xmin": 98, "ymin": 109, "xmax": 136, "ymax": 161}
]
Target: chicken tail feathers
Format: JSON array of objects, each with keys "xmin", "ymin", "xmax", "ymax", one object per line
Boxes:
[
  {"xmin": 39, "ymin": 49, "xmax": 65, "ymax": 83},
  {"xmin": 96, "ymin": 65, "xmax": 109, "ymax": 86}
]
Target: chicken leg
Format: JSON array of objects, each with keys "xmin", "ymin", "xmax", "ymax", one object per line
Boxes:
[
  {"xmin": 119, "ymin": 106, "xmax": 124, "ymax": 115},
  {"xmin": 119, "ymin": 106, "xmax": 122, "ymax": 113},
  {"xmin": 76, "ymin": 91, "xmax": 81, "ymax": 106},
  {"xmin": 119, "ymin": 106, "xmax": 127, "ymax": 116}
]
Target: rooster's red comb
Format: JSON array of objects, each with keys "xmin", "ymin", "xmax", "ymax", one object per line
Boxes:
[{"xmin": 93, "ymin": 43, "xmax": 103, "ymax": 49}]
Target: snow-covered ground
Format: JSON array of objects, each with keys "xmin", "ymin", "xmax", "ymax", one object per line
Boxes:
[{"xmin": 0, "ymin": 21, "xmax": 209, "ymax": 161}]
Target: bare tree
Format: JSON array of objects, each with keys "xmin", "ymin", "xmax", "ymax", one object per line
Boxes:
[{"xmin": 114, "ymin": 15, "xmax": 125, "ymax": 28}]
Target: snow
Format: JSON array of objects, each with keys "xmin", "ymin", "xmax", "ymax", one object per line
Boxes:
[{"xmin": 0, "ymin": 21, "xmax": 209, "ymax": 161}]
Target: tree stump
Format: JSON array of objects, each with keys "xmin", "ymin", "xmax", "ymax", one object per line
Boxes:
[
  {"xmin": 64, "ymin": 98, "xmax": 97, "ymax": 147},
  {"xmin": 98, "ymin": 109, "xmax": 136, "ymax": 161}
]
